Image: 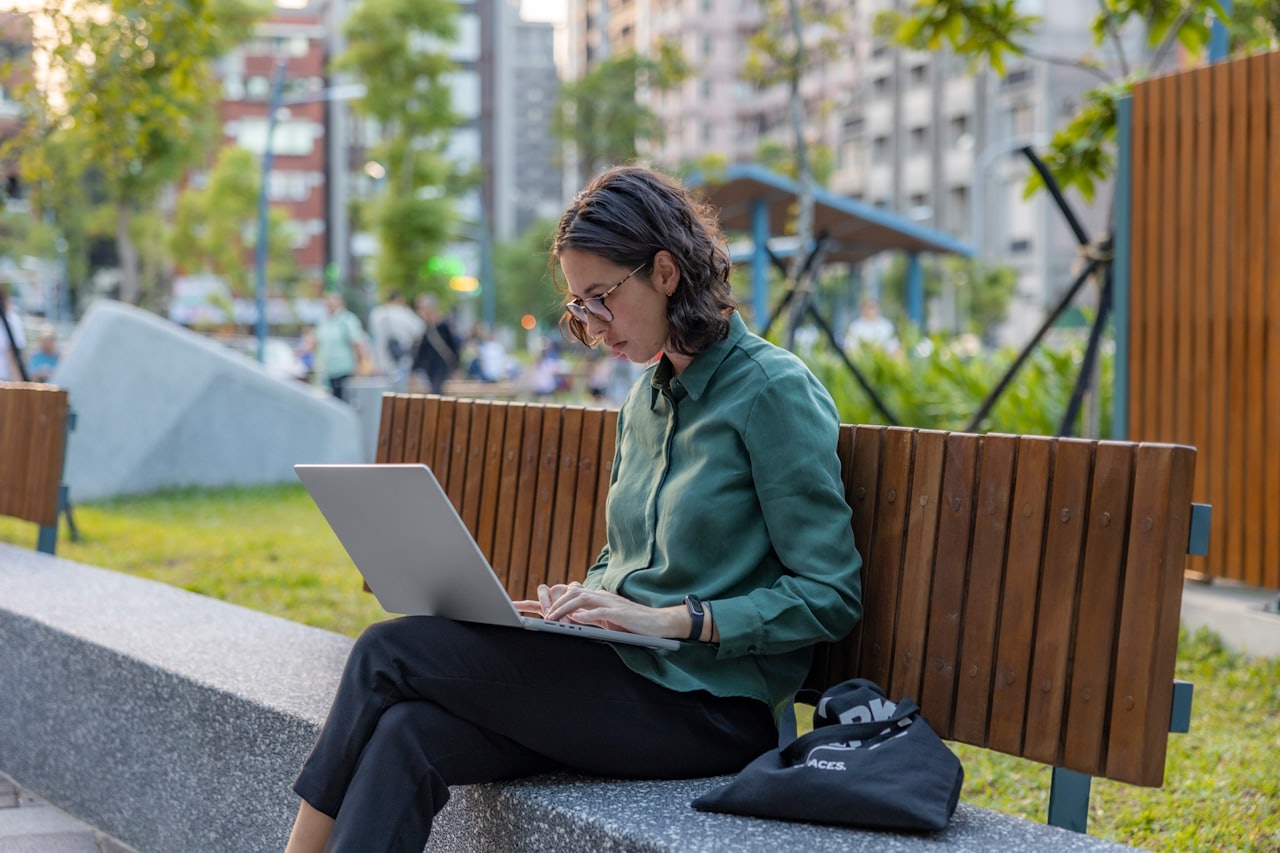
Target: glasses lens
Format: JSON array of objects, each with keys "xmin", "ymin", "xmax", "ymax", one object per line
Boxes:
[{"xmin": 566, "ymin": 299, "xmax": 611, "ymax": 324}]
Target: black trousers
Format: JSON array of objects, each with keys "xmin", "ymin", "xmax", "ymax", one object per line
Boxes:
[{"xmin": 293, "ymin": 616, "xmax": 777, "ymax": 852}]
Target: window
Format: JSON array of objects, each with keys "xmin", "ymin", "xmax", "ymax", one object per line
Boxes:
[
  {"xmin": 909, "ymin": 63, "xmax": 928, "ymax": 87},
  {"xmin": 872, "ymin": 75, "xmax": 890, "ymax": 96},
  {"xmin": 1009, "ymin": 238, "xmax": 1032, "ymax": 253},
  {"xmin": 909, "ymin": 125, "xmax": 928, "ymax": 154},
  {"xmin": 948, "ymin": 114, "xmax": 969, "ymax": 146},
  {"xmin": 871, "ymin": 135, "xmax": 890, "ymax": 164}
]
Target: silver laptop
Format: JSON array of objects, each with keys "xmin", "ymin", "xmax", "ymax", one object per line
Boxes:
[{"xmin": 294, "ymin": 463, "xmax": 679, "ymax": 651}]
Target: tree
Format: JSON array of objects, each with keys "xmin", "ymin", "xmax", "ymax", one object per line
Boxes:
[
  {"xmin": 335, "ymin": 0, "xmax": 470, "ymax": 298},
  {"xmin": 742, "ymin": 0, "xmax": 848, "ymax": 348},
  {"xmin": 171, "ymin": 146, "xmax": 299, "ymax": 298},
  {"xmin": 553, "ymin": 43, "xmax": 691, "ymax": 182},
  {"xmin": 878, "ymin": 1, "xmax": 1279, "ymax": 204},
  {"xmin": 16, "ymin": 0, "xmax": 264, "ymax": 305},
  {"xmin": 491, "ymin": 218, "xmax": 560, "ymax": 335}
]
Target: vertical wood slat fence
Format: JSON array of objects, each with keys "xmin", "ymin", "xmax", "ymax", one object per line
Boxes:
[{"xmin": 1129, "ymin": 50, "xmax": 1280, "ymax": 590}]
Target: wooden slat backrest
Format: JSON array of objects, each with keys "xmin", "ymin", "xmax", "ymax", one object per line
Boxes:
[
  {"xmin": 0, "ymin": 382, "xmax": 70, "ymax": 527},
  {"xmin": 373, "ymin": 394, "xmax": 1197, "ymax": 787},
  {"xmin": 374, "ymin": 395, "xmax": 619, "ymax": 601},
  {"xmin": 810, "ymin": 427, "xmax": 1196, "ymax": 788}
]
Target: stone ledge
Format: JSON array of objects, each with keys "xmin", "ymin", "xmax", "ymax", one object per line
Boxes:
[{"xmin": 0, "ymin": 544, "xmax": 1134, "ymax": 852}]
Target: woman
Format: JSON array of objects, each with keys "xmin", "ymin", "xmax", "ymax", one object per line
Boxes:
[{"xmin": 285, "ymin": 165, "xmax": 863, "ymax": 852}]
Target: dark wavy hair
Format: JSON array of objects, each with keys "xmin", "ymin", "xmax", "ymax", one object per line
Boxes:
[{"xmin": 552, "ymin": 165, "xmax": 736, "ymax": 355}]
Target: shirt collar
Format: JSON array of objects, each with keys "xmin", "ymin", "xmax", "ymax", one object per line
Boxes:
[{"xmin": 649, "ymin": 311, "xmax": 748, "ymax": 407}]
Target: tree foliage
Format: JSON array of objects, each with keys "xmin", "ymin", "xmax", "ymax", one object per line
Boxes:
[
  {"xmin": 553, "ymin": 43, "xmax": 691, "ymax": 179},
  {"xmin": 171, "ymin": 146, "xmax": 299, "ymax": 298},
  {"xmin": 15, "ymin": 0, "xmax": 265, "ymax": 305},
  {"xmin": 334, "ymin": 0, "xmax": 470, "ymax": 298},
  {"xmin": 878, "ymin": 1, "xmax": 1279, "ymax": 203},
  {"xmin": 491, "ymin": 218, "xmax": 560, "ymax": 334}
]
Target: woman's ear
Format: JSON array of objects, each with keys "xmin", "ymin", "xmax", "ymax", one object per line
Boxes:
[{"xmin": 653, "ymin": 250, "xmax": 680, "ymax": 297}]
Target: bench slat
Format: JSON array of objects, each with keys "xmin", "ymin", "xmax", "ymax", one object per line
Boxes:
[
  {"xmin": 491, "ymin": 403, "xmax": 528, "ymax": 592},
  {"xmin": 951, "ymin": 434, "xmax": 1017, "ymax": 745},
  {"xmin": 1062, "ymin": 441, "xmax": 1135, "ymax": 775},
  {"xmin": 474, "ymin": 401, "xmax": 511, "ymax": 561},
  {"xmin": 1106, "ymin": 444, "xmax": 1195, "ymax": 786},
  {"xmin": 459, "ymin": 401, "xmax": 491, "ymax": 535},
  {"xmin": 987, "ymin": 436, "xmax": 1053, "ymax": 756},
  {"xmin": 1023, "ymin": 438, "xmax": 1094, "ymax": 766},
  {"xmin": 545, "ymin": 407, "xmax": 584, "ymax": 589},
  {"xmin": 505, "ymin": 405, "xmax": 545, "ymax": 600},
  {"xmin": 445, "ymin": 401, "xmax": 471, "ymax": 508},
  {"xmin": 890, "ymin": 429, "xmax": 947, "ymax": 703},
  {"xmin": 858, "ymin": 427, "xmax": 914, "ymax": 693},
  {"xmin": 919, "ymin": 432, "xmax": 981, "ymax": 738},
  {"xmin": 568, "ymin": 407, "xmax": 608, "ymax": 581}
]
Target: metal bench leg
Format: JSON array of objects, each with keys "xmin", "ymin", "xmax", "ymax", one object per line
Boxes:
[{"xmin": 1048, "ymin": 766, "xmax": 1092, "ymax": 833}]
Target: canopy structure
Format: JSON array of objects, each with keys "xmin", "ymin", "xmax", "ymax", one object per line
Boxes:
[{"xmin": 686, "ymin": 163, "xmax": 973, "ymax": 328}]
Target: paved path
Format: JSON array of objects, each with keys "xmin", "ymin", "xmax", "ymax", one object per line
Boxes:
[{"xmin": 0, "ymin": 773, "xmax": 134, "ymax": 853}]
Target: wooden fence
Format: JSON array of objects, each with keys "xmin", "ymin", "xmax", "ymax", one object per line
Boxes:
[{"xmin": 1128, "ymin": 50, "xmax": 1280, "ymax": 589}]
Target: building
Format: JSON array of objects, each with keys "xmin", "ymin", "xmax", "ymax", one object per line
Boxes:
[
  {"xmin": 567, "ymin": 0, "xmax": 1136, "ymax": 342},
  {"xmin": 205, "ymin": 0, "xmax": 561, "ymax": 319}
]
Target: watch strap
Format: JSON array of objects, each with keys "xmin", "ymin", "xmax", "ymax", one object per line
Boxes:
[{"xmin": 684, "ymin": 594, "xmax": 705, "ymax": 642}]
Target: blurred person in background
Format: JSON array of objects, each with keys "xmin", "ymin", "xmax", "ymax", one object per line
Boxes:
[
  {"xmin": 368, "ymin": 290, "xmax": 424, "ymax": 390},
  {"xmin": 28, "ymin": 324, "xmax": 59, "ymax": 382},
  {"xmin": 314, "ymin": 292, "xmax": 372, "ymax": 402},
  {"xmin": 410, "ymin": 294, "xmax": 459, "ymax": 394}
]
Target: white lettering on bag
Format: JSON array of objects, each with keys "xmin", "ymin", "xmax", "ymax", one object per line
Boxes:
[{"xmin": 816, "ymin": 696, "xmax": 898, "ymax": 725}]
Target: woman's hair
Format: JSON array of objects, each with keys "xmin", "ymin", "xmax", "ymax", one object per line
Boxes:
[{"xmin": 552, "ymin": 165, "xmax": 735, "ymax": 355}]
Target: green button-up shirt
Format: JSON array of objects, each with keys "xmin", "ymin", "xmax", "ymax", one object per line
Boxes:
[{"xmin": 584, "ymin": 312, "xmax": 863, "ymax": 714}]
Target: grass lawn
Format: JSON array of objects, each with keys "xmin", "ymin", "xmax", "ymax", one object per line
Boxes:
[{"xmin": 2, "ymin": 483, "xmax": 1277, "ymax": 851}]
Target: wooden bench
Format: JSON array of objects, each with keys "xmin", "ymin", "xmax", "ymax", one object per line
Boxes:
[
  {"xmin": 0, "ymin": 381, "xmax": 72, "ymax": 554},
  {"xmin": 375, "ymin": 392, "xmax": 1209, "ymax": 834}
]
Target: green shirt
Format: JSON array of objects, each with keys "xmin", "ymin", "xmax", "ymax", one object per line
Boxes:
[{"xmin": 584, "ymin": 312, "xmax": 863, "ymax": 714}]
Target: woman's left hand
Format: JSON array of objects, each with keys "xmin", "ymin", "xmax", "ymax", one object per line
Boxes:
[{"xmin": 512, "ymin": 582, "xmax": 683, "ymax": 639}]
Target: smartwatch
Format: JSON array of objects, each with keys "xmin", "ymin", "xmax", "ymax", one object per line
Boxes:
[{"xmin": 684, "ymin": 594, "xmax": 705, "ymax": 642}]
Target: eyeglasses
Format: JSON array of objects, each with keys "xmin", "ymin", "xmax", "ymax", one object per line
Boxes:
[{"xmin": 564, "ymin": 263, "xmax": 646, "ymax": 325}]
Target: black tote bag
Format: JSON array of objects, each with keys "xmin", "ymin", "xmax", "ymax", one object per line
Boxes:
[{"xmin": 692, "ymin": 678, "xmax": 964, "ymax": 832}]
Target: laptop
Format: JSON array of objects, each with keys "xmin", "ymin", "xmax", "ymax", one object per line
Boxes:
[{"xmin": 294, "ymin": 463, "xmax": 679, "ymax": 651}]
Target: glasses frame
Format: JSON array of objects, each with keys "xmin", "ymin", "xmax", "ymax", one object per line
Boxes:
[{"xmin": 564, "ymin": 262, "xmax": 647, "ymax": 325}]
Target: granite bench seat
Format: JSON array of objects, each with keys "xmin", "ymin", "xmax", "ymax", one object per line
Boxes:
[{"xmin": 0, "ymin": 544, "xmax": 1133, "ymax": 852}]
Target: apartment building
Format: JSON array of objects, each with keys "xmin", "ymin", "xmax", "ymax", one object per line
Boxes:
[
  {"xmin": 207, "ymin": 0, "xmax": 561, "ymax": 307},
  {"xmin": 568, "ymin": 0, "xmax": 1127, "ymax": 342}
]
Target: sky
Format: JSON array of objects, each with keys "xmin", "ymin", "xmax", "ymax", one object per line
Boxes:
[{"xmin": 521, "ymin": 0, "xmax": 566, "ymax": 23}]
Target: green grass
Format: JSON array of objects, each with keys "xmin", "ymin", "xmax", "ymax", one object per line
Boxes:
[{"xmin": 3, "ymin": 484, "xmax": 1277, "ymax": 851}]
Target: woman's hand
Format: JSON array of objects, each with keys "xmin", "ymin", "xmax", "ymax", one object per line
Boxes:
[{"xmin": 513, "ymin": 582, "xmax": 687, "ymax": 639}]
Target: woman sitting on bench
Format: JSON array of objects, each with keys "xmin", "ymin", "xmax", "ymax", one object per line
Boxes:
[{"xmin": 285, "ymin": 165, "xmax": 864, "ymax": 852}]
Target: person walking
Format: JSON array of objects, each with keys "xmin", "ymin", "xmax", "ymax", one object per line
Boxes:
[
  {"xmin": 409, "ymin": 294, "xmax": 459, "ymax": 395},
  {"xmin": 313, "ymin": 292, "xmax": 371, "ymax": 402}
]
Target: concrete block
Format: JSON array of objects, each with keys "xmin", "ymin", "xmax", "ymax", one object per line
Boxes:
[
  {"xmin": 0, "ymin": 544, "xmax": 351, "ymax": 853},
  {"xmin": 51, "ymin": 300, "xmax": 363, "ymax": 502}
]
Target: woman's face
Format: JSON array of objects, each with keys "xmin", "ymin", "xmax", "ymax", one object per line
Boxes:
[{"xmin": 559, "ymin": 249, "xmax": 675, "ymax": 366}]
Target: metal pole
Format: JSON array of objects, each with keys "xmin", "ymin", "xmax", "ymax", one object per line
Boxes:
[
  {"xmin": 1112, "ymin": 96, "xmax": 1133, "ymax": 440},
  {"xmin": 255, "ymin": 60, "xmax": 287, "ymax": 364}
]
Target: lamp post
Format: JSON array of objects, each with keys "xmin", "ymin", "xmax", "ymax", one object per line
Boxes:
[
  {"xmin": 969, "ymin": 133, "xmax": 1050, "ymax": 262},
  {"xmin": 254, "ymin": 62, "xmax": 366, "ymax": 363}
]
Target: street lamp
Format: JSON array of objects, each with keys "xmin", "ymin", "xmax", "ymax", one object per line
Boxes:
[
  {"xmin": 254, "ymin": 60, "xmax": 366, "ymax": 363},
  {"xmin": 969, "ymin": 134, "xmax": 1050, "ymax": 262}
]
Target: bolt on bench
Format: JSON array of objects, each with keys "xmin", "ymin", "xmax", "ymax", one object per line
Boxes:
[{"xmin": 374, "ymin": 392, "xmax": 1209, "ymax": 834}]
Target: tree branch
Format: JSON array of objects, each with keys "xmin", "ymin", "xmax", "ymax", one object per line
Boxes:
[
  {"xmin": 1148, "ymin": 8, "xmax": 1196, "ymax": 73},
  {"xmin": 1094, "ymin": 0, "xmax": 1132, "ymax": 77}
]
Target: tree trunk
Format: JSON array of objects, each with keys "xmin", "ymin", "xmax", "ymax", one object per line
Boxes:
[
  {"xmin": 116, "ymin": 203, "xmax": 140, "ymax": 304},
  {"xmin": 784, "ymin": 0, "xmax": 815, "ymax": 351}
]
